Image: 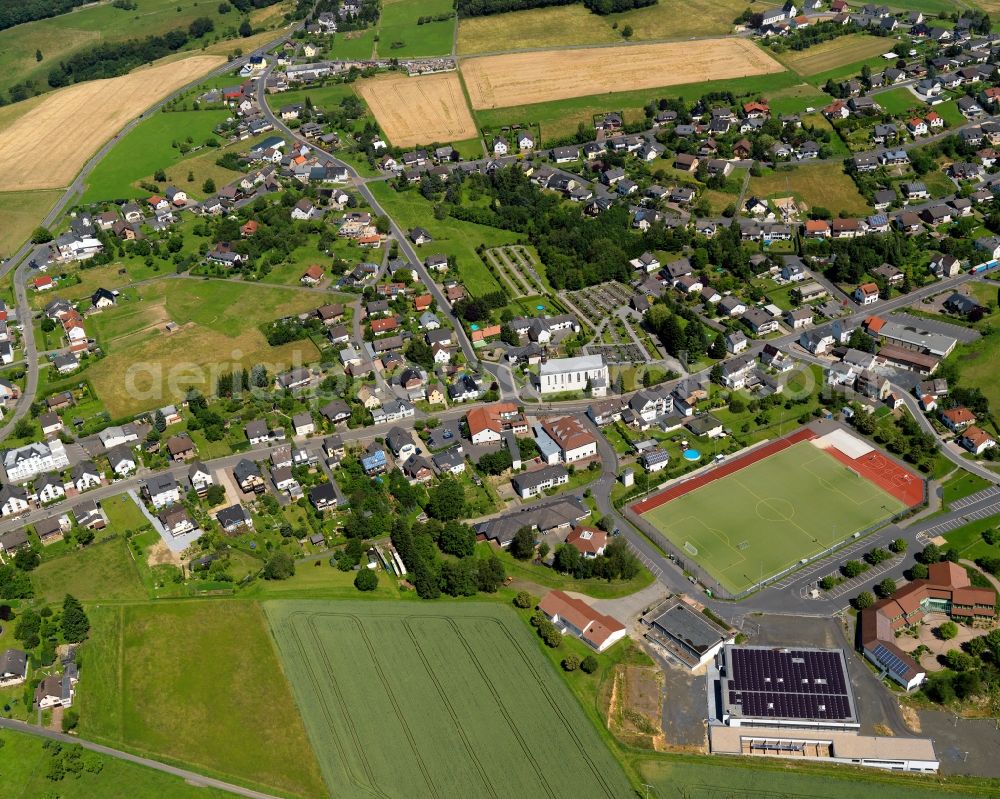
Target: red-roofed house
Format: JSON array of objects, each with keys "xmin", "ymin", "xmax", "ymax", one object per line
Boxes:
[
  {"xmin": 864, "ymin": 315, "xmax": 886, "ymax": 334},
  {"xmin": 941, "ymin": 406, "xmax": 975, "ymax": 431},
  {"xmin": 854, "ymin": 282, "xmax": 880, "ymax": 305},
  {"xmin": 466, "ymin": 402, "xmax": 527, "ymax": 444},
  {"xmin": 470, "ymin": 324, "xmax": 501, "ymax": 343},
  {"xmin": 33, "ymin": 276, "xmax": 53, "ymax": 292},
  {"xmin": 565, "ymin": 526, "xmax": 607, "ymax": 558},
  {"xmin": 414, "ymin": 294, "xmax": 433, "ymax": 311},
  {"xmin": 538, "ymin": 590, "xmax": 627, "ymax": 652},
  {"xmin": 804, "ymin": 219, "xmax": 831, "ymax": 238},
  {"xmin": 540, "ymin": 416, "xmax": 597, "ymax": 463},
  {"xmin": 301, "ymin": 264, "xmax": 325, "ymax": 285},
  {"xmin": 743, "ymin": 101, "xmax": 770, "ymax": 118},
  {"xmin": 370, "ymin": 317, "xmax": 399, "ymax": 335},
  {"xmin": 908, "ymin": 118, "xmax": 928, "ymax": 136},
  {"xmin": 240, "ymin": 220, "xmax": 259, "ymax": 237},
  {"xmin": 958, "ymin": 425, "xmax": 996, "ymax": 455},
  {"xmin": 926, "ymin": 111, "xmax": 943, "ymax": 129}
]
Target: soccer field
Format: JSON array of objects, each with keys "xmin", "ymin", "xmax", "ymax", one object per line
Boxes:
[
  {"xmin": 265, "ymin": 601, "xmax": 634, "ymax": 799},
  {"xmin": 640, "ymin": 441, "xmax": 904, "ymax": 595}
]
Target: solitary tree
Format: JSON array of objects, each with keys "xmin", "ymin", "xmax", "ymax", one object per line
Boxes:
[
  {"xmin": 35, "ymin": 49, "xmax": 43, "ymax": 62},
  {"xmin": 580, "ymin": 655, "xmax": 599, "ymax": 674},
  {"xmin": 354, "ymin": 568, "xmax": 378, "ymax": 591},
  {"xmin": 239, "ymin": 18, "xmax": 253, "ymax": 37},
  {"xmin": 513, "ymin": 591, "xmax": 533, "ymax": 609},
  {"xmin": 153, "ymin": 409, "xmax": 167, "ymax": 432},
  {"xmin": 875, "ymin": 578, "xmax": 897, "ymax": 598},
  {"xmin": 61, "ymin": 594, "xmax": 90, "ymax": 642},
  {"xmin": 31, "ymin": 226, "xmax": 53, "ymax": 244},
  {"xmin": 853, "ymin": 591, "xmax": 875, "ymax": 610},
  {"xmin": 202, "ymin": 178, "xmax": 216, "ymax": 194},
  {"xmin": 938, "ymin": 621, "xmax": 958, "ymax": 640},
  {"xmin": 889, "ymin": 537, "xmax": 907, "ymax": 554},
  {"xmin": 263, "ymin": 552, "xmax": 295, "ymax": 580},
  {"xmin": 509, "ymin": 526, "xmax": 535, "ymax": 560}
]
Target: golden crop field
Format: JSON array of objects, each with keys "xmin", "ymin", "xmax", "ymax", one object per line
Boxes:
[
  {"xmin": 356, "ymin": 71, "xmax": 479, "ymax": 146},
  {"xmin": 461, "ymin": 39, "xmax": 784, "ymax": 109},
  {"xmin": 0, "ymin": 56, "xmax": 224, "ymax": 191}
]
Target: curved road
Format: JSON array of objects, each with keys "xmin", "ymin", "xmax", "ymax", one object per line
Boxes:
[
  {"xmin": 0, "ymin": 717, "xmax": 285, "ymax": 799},
  {"xmin": 0, "ymin": 23, "xmax": 311, "ymax": 443}
]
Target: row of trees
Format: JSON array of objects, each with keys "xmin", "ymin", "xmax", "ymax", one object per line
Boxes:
[
  {"xmin": 46, "ymin": 19, "xmax": 218, "ymax": 88},
  {"xmin": 456, "ymin": 0, "xmax": 654, "ymax": 17}
]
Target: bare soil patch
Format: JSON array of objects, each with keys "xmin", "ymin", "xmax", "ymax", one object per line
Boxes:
[
  {"xmin": 147, "ymin": 539, "xmax": 181, "ymax": 568},
  {"xmin": 356, "ymin": 71, "xmax": 478, "ymax": 146},
  {"xmin": 606, "ymin": 663, "xmax": 665, "ymax": 750},
  {"xmin": 461, "ymin": 39, "xmax": 783, "ymax": 109},
  {"xmin": 0, "ymin": 56, "xmax": 224, "ymax": 191}
]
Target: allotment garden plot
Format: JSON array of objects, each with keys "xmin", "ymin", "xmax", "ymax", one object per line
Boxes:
[
  {"xmin": 483, "ymin": 245, "xmax": 546, "ymax": 297},
  {"xmin": 632, "ymin": 429, "xmax": 916, "ymax": 595},
  {"xmin": 265, "ymin": 600, "xmax": 634, "ymax": 799}
]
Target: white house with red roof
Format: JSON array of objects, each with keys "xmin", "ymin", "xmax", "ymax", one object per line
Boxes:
[
  {"xmin": 565, "ymin": 525, "xmax": 607, "ymax": 558},
  {"xmin": 538, "ymin": 590, "xmax": 626, "ymax": 652}
]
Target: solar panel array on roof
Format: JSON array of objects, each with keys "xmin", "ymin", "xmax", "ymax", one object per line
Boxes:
[
  {"xmin": 725, "ymin": 647, "xmax": 855, "ymax": 722},
  {"xmin": 873, "ymin": 644, "xmax": 915, "ymax": 678}
]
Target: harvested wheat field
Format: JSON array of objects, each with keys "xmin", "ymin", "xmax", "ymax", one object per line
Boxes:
[
  {"xmin": 0, "ymin": 56, "xmax": 223, "ymax": 191},
  {"xmin": 356, "ymin": 71, "xmax": 478, "ymax": 146},
  {"xmin": 462, "ymin": 39, "xmax": 783, "ymax": 109}
]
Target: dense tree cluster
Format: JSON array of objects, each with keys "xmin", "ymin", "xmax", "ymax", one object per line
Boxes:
[
  {"xmin": 46, "ymin": 20, "xmax": 216, "ymax": 89},
  {"xmin": 455, "ymin": 0, "xmax": 654, "ymax": 17},
  {"xmin": 551, "ymin": 537, "xmax": 641, "ymax": 581},
  {"xmin": 0, "ymin": 0, "xmax": 89, "ymax": 33}
]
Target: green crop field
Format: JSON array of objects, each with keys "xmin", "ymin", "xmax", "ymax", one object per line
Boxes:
[
  {"xmin": 474, "ymin": 70, "xmax": 800, "ymax": 143},
  {"xmin": 78, "ymin": 601, "xmax": 326, "ymax": 799},
  {"xmin": 776, "ymin": 33, "xmax": 892, "ymax": 77},
  {"xmin": 32, "ymin": 537, "xmax": 146, "ymax": 603},
  {"xmin": 81, "ymin": 110, "xmax": 230, "ymax": 203},
  {"xmin": 86, "ymin": 277, "xmax": 322, "ymax": 417},
  {"xmin": 377, "ymin": 0, "xmax": 455, "ymax": 58},
  {"xmin": 265, "ymin": 600, "xmax": 636, "ymax": 799},
  {"xmin": 0, "ymin": 728, "xmax": 234, "ymax": 799},
  {"xmin": 639, "ymin": 440, "xmax": 905, "ymax": 594},
  {"xmin": 368, "ymin": 180, "xmax": 514, "ymax": 296}
]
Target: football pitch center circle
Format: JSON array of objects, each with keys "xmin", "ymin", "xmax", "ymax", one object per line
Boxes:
[{"xmin": 755, "ymin": 497, "xmax": 796, "ymax": 522}]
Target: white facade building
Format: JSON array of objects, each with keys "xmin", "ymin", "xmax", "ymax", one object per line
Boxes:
[{"xmin": 538, "ymin": 355, "xmax": 608, "ymax": 396}]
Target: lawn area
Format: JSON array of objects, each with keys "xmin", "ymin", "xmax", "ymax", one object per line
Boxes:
[
  {"xmin": 368, "ymin": 180, "xmax": 515, "ymax": 296},
  {"xmin": 473, "ymin": 71, "xmax": 800, "ymax": 142},
  {"xmin": 481, "ymin": 542, "xmax": 656, "ymax": 599},
  {"xmin": 877, "ymin": 86, "xmax": 929, "ymax": 117},
  {"xmin": 264, "ymin": 600, "xmax": 636, "ymax": 799},
  {"xmin": 922, "ymin": 168, "xmax": 957, "ymax": 199},
  {"xmin": 936, "ymin": 98, "xmax": 969, "ymax": 127},
  {"xmin": 0, "ymin": 728, "xmax": 235, "ymax": 799},
  {"xmin": 456, "ymin": 0, "xmax": 744, "ymax": 54},
  {"xmin": 32, "ymin": 537, "xmax": 146, "ymax": 603},
  {"xmin": 377, "ymin": 0, "xmax": 455, "ymax": 57},
  {"xmin": 951, "ymin": 331, "xmax": 1000, "ymax": 414},
  {"xmin": 0, "ymin": 189, "xmax": 62, "ymax": 258},
  {"xmin": 775, "ymin": 33, "xmax": 892, "ymax": 77},
  {"xmin": 943, "ymin": 513, "xmax": 1000, "ymax": 562},
  {"xmin": 748, "ymin": 161, "xmax": 870, "ymax": 216},
  {"xmin": 331, "ymin": 27, "xmax": 377, "ymax": 60},
  {"xmin": 244, "ymin": 557, "xmax": 402, "ymax": 599},
  {"xmin": 764, "ymin": 82, "xmax": 830, "ymax": 115},
  {"xmin": 635, "ymin": 752, "xmax": 999, "ymax": 799},
  {"xmin": 638, "ymin": 440, "xmax": 905, "ymax": 595},
  {"xmin": 942, "ymin": 470, "xmax": 992, "ymax": 508},
  {"xmin": 78, "ymin": 601, "xmax": 325, "ymax": 799},
  {"xmin": 86, "ymin": 277, "xmax": 322, "ymax": 417},
  {"xmin": 80, "ymin": 110, "xmax": 230, "ymax": 203}
]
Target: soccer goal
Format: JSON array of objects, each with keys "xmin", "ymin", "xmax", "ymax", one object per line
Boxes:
[{"xmin": 684, "ymin": 541, "xmax": 699, "ymax": 556}]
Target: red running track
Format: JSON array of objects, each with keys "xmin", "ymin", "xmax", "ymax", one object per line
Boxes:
[
  {"xmin": 630, "ymin": 427, "xmax": 817, "ymax": 515},
  {"xmin": 630, "ymin": 427, "xmax": 923, "ymax": 516}
]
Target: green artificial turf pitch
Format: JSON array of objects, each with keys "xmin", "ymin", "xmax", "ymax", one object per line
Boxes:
[{"xmin": 640, "ymin": 441, "xmax": 904, "ymax": 594}]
